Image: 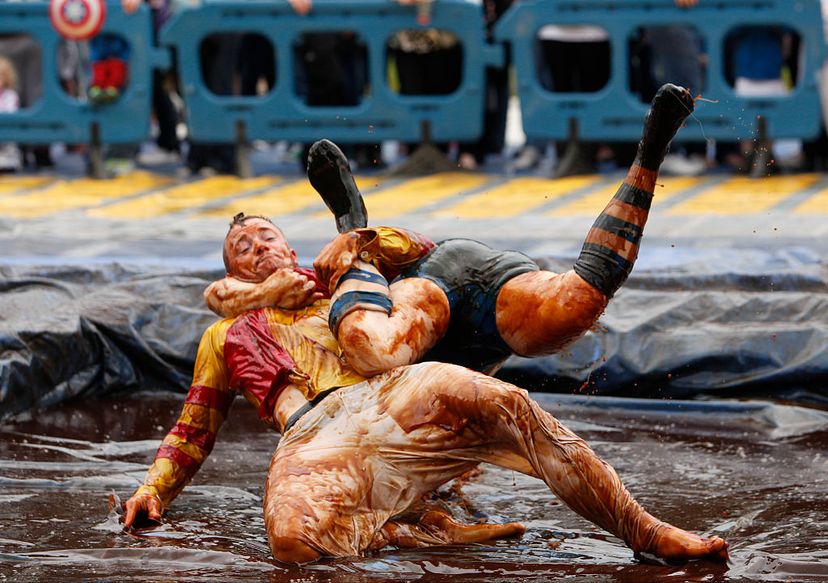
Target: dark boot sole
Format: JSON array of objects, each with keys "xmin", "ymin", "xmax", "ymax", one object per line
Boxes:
[{"xmin": 307, "ymin": 139, "xmax": 368, "ymax": 232}]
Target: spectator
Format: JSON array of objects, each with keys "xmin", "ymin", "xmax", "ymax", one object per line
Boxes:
[
  {"xmin": 535, "ymin": 24, "xmax": 611, "ymax": 175},
  {"xmin": 457, "ymin": 0, "xmax": 514, "ymax": 170},
  {"xmin": 87, "ymin": 33, "xmax": 130, "ymax": 104},
  {"xmin": 0, "ymin": 33, "xmax": 53, "ymax": 168},
  {"xmin": 0, "ymin": 56, "xmax": 22, "ymax": 172},
  {"xmin": 386, "ymin": 24, "xmax": 462, "ymax": 168},
  {"xmin": 803, "ymin": 0, "xmax": 828, "ymax": 170},
  {"xmin": 726, "ymin": 25, "xmax": 797, "ymax": 175},
  {"xmin": 637, "ymin": 0, "xmax": 707, "ymax": 175},
  {"xmin": 295, "ymin": 31, "xmax": 376, "ymax": 169},
  {"xmin": 390, "ymin": 0, "xmax": 514, "ymax": 171},
  {"xmin": 187, "ymin": 0, "xmax": 312, "ymax": 174},
  {"xmin": 187, "ymin": 32, "xmax": 242, "ymax": 175},
  {"xmin": 123, "ymin": 0, "xmax": 183, "ymax": 165}
]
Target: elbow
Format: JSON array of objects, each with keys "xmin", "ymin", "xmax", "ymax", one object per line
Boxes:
[
  {"xmin": 203, "ymin": 285, "xmax": 225, "ymax": 317},
  {"xmin": 345, "ymin": 344, "xmax": 410, "ymax": 377},
  {"xmin": 338, "ymin": 323, "xmax": 414, "ymax": 376}
]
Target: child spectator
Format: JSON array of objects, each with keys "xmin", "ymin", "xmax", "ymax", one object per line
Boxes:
[
  {"xmin": 0, "ymin": 56, "xmax": 22, "ymax": 172},
  {"xmin": 88, "ymin": 34, "xmax": 130, "ymax": 104}
]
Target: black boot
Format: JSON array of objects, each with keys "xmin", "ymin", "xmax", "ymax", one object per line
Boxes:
[
  {"xmin": 307, "ymin": 139, "xmax": 368, "ymax": 233},
  {"xmin": 636, "ymin": 83, "xmax": 694, "ymax": 171}
]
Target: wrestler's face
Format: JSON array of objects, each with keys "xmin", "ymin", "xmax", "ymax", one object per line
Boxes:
[{"xmin": 224, "ymin": 219, "xmax": 297, "ymax": 282}]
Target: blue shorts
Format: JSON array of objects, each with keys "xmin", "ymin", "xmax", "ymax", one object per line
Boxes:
[{"xmin": 399, "ymin": 238, "xmax": 538, "ymax": 373}]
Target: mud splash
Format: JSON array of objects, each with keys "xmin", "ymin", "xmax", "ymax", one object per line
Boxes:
[{"xmin": 1, "ymin": 391, "xmax": 826, "ymax": 582}]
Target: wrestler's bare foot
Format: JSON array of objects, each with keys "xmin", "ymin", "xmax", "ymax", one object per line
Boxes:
[
  {"xmin": 640, "ymin": 522, "xmax": 729, "ymax": 563},
  {"xmin": 420, "ymin": 509, "xmax": 526, "ymax": 544},
  {"xmin": 371, "ymin": 510, "xmax": 525, "ymax": 551}
]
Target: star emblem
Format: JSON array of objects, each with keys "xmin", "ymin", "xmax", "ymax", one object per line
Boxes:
[{"xmin": 63, "ymin": 0, "xmax": 88, "ymax": 23}]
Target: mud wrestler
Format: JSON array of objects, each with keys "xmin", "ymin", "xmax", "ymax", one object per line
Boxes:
[
  {"xmin": 207, "ymin": 84, "xmax": 695, "ymax": 379},
  {"xmin": 123, "ymin": 213, "xmax": 728, "ymax": 565}
]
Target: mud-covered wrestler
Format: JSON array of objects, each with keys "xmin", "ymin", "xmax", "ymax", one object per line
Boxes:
[
  {"xmin": 123, "ymin": 213, "xmax": 727, "ymax": 564},
  {"xmin": 206, "ymin": 84, "xmax": 695, "ymax": 378}
]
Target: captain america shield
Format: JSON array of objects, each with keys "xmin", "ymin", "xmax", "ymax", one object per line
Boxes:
[{"xmin": 49, "ymin": 0, "xmax": 107, "ymax": 41}]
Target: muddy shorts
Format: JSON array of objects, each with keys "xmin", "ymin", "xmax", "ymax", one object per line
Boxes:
[{"xmin": 398, "ymin": 238, "xmax": 538, "ymax": 373}]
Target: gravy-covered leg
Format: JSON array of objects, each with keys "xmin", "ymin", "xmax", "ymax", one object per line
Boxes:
[
  {"xmin": 369, "ymin": 510, "xmax": 525, "ymax": 550},
  {"xmin": 497, "ymin": 84, "xmax": 695, "ymax": 357}
]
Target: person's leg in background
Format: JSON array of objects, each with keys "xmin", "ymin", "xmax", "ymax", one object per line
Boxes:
[
  {"xmin": 645, "ymin": 25, "xmax": 707, "ymax": 175},
  {"xmin": 144, "ymin": 69, "xmax": 181, "ymax": 163},
  {"xmin": 459, "ymin": 65, "xmax": 509, "ymax": 170},
  {"xmin": 296, "ymin": 32, "xmax": 361, "ymax": 170},
  {"xmin": 538, "ymin": 33, "xmax": 611, "ymax": 175},
  {"xmin": 188, "ymin": 33, "xmax": 242, "ymax": 175}
]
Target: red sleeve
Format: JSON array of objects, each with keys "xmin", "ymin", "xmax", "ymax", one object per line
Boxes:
[{"xmin": 354, "ymin": 227, "xmax": 436, "ymax": 281}]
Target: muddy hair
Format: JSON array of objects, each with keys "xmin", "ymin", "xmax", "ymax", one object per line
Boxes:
[{"xmin": 222, "ymin": 212, "xmax": 280, "ymax": 273}]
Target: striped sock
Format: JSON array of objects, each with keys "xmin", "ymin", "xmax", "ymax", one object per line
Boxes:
[
  {"xmin": 573, "ymin": 164, "xmax": 655, "ymax": 298},
  {"xmin": 574, "ymin": 84, "xmax": 693, "ymax": 298}
]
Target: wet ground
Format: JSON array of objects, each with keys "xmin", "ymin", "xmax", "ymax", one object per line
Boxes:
[{"xmin": 1, "ymin": 391, "xmax": 826, "ymax": 582}]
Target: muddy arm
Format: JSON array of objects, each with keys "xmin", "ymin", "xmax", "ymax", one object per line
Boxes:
[
  {"xmin": 124, "ymin": 322, "xmax": 235, "ymax": 529},
  {"xmin": 314, "ymin": 227, "xmax": 435, "ymax": 290},
  {"xmin": 204, "ymin": 268, "xmax": 324, "ymax": 318}
]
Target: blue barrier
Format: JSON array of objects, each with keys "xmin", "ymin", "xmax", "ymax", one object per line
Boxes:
[
  {"xmin": 160, "ymin": 0, "xmax": 503, "ymax": 146},
  {"xmin": 0, "ymin": 1, "xmax": 168, "ymax": 146},
  {"xmin": 496, "ymin": 0, "xmax": 825, "ymax": 142}
]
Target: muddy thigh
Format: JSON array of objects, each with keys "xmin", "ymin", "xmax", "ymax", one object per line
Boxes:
[
  {"xmin": 376, "ymin": 363, "xmax": 540, "ymax": 479},
  {"xmin": 263, "ymin": 372, "xmax": 475, "ymax": 558}
]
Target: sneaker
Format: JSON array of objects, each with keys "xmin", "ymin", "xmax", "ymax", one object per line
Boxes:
[
  {"xmin": 660, "ymin": 153, "xmax": 706, "ymax": 176},
  {"xmin": 137, "ymin": 148, "xmax": 182, "ymax": 166},
  {"xmin": 88, "ymin": 85, "xmax": 105, "ymax": 104},
  {"xmin": 307, "ymin": 139, "xmax": 368, "ymax": 233},
  {"xmin": 512, "ymin": 145, "xmax": 541, "ymax": 171},
  {"xmin": 0, "ymin": 144, "xmax": 22, "ymax": 171},
  {"xmin": 104, "ymin": 86, "xmax": 120, "ymax": 102},
  {"xmin": 457, "ymin": 152, "xmax": 478, "ymax": 170},
  {"xmin": 104, "ymin": 157, "xmax": 135, "ymax": 177}
]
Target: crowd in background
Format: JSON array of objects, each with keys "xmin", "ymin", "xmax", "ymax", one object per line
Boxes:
[{"xmin": 0, "ymin": 0, "xmax": 827, "ymax": 177}]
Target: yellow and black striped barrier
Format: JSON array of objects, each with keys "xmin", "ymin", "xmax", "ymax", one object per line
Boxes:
[{"xmin": 1, "ymin": 171, "xmax": 826, "ymax": 221}]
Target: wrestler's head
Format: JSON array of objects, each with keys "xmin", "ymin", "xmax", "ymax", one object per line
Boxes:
[{"xmin": 223, "ymin": 213, "xmax": 298, "ymax": 282}]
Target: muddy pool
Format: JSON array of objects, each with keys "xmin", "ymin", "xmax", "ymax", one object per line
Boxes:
[{"xmin": 1, "ymin": 391, "xmax": 826, "ymax": 582}]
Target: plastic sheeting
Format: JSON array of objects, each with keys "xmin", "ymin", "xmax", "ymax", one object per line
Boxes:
[
  {"xmin": 1, "ymin": 250, "xmax": 827, "ymax": 420},
  {"xmin": 0, "ymin": 264, "xmax": 221, "ymax": 420}
]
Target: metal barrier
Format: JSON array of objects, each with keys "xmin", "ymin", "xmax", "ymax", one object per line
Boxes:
[
  {"xmin": 161, "ymin": 0, "xmax": 503, "ymax": 154},
  {"xmin": 0, "ymin": 1, "xmax": 169, "ymax": 176},
  {"xmin": 496, "ymin": 0, "xmax": 825, "ymax": 143}
]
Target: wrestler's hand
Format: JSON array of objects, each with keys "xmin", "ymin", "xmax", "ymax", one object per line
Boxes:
[
  {"xmin": 314, "ymin": 231, "xmax": 361, "ymax": 290},
  {"xmin": 262, "ymin": 268, "xmax": 324, "ymax": 309},
  {"xmin": 123, "ymin": 492, "xmax": 163, "ymax": 530}
]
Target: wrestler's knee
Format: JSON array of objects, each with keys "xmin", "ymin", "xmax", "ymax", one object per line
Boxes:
[
  {"xmin": 414, "ymin": 362, "xmax": 532, "ymax": 417},
  {"xmin": 268, "ymin": 534, "xmax": 321, "ymax": 564}
]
